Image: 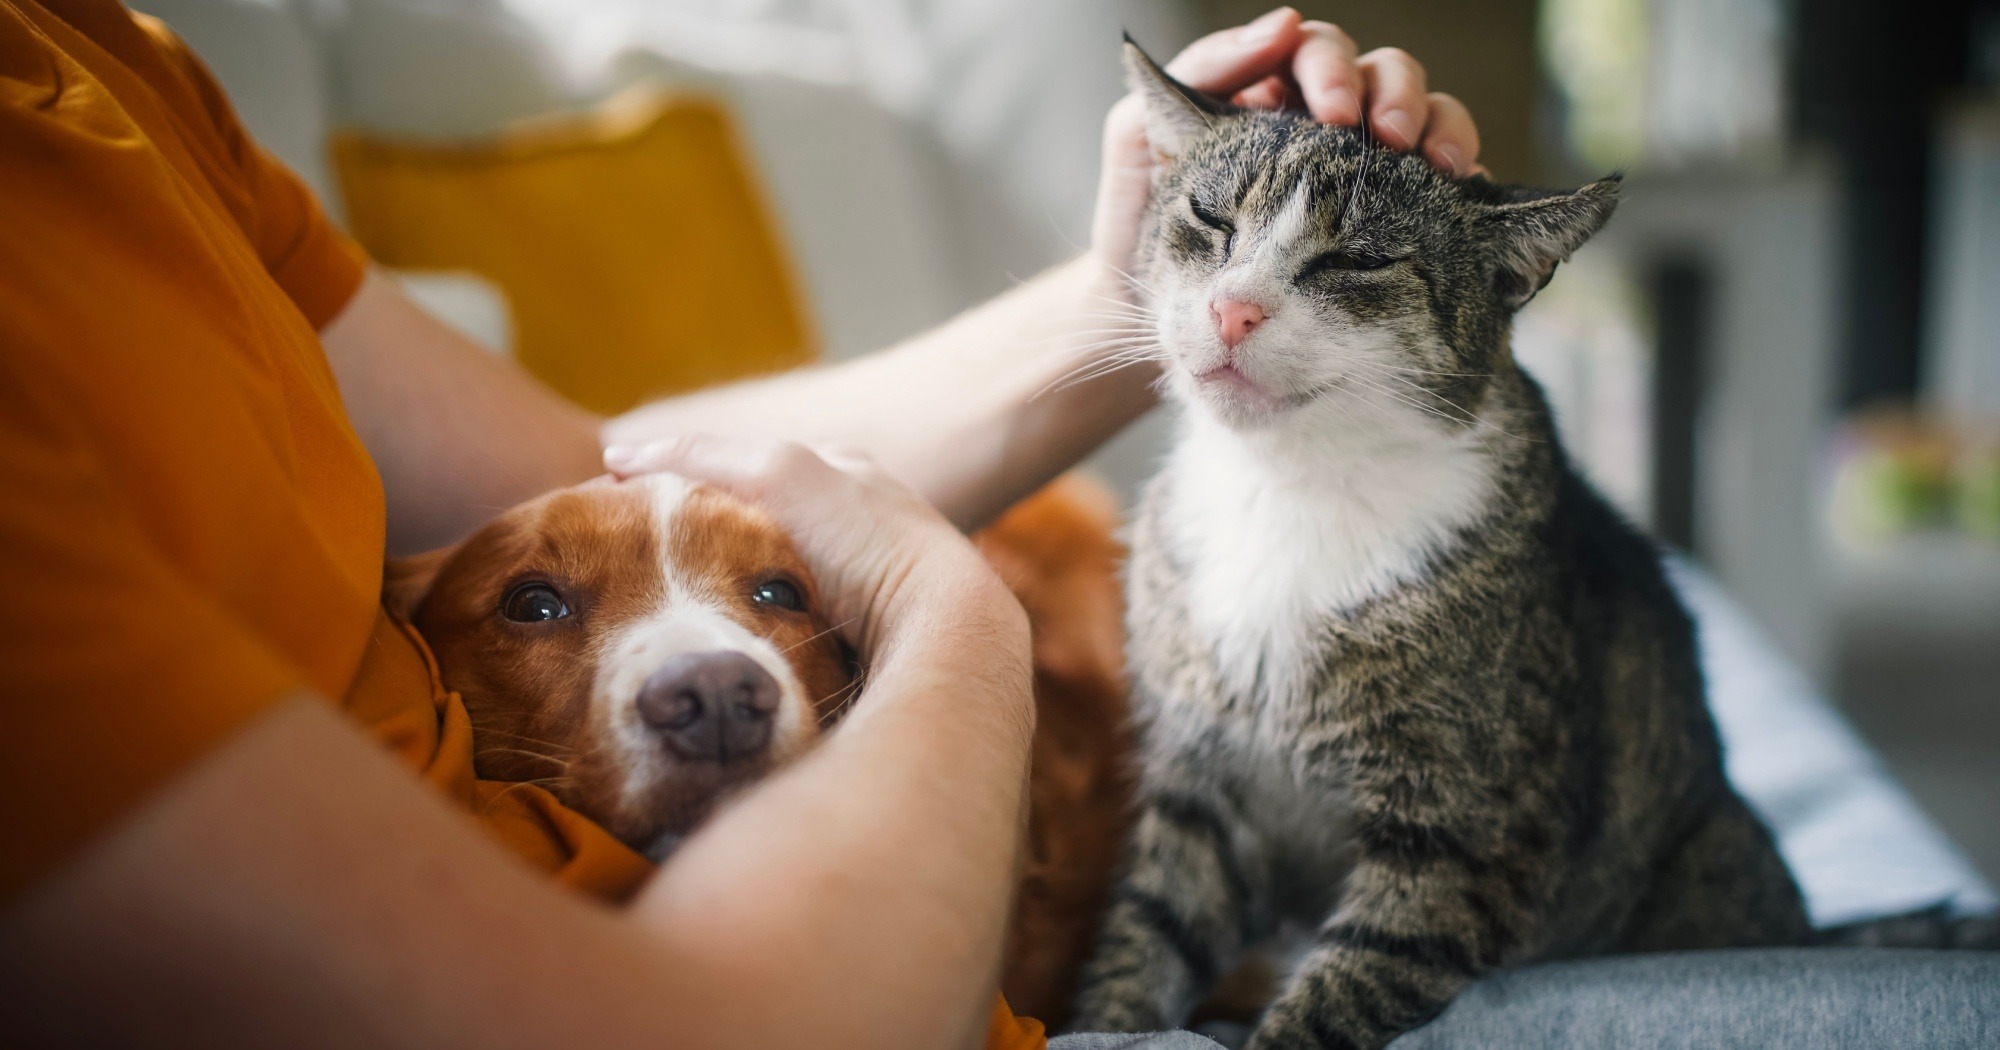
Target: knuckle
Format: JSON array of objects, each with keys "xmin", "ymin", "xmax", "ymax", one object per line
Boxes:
[
  {"xmin": 1302, "ymin": 20, "xmax": 1357, "ymax": 52},
  {"xmin": 1172, "ymin": 30, "xmax": 1233, "ymax": 67},
  {"xmin": 655, "ymin": 433, "xmax": 706, "ymax": 468},
  {"xmin": 1428, "ymin": 91, "xmax": 1470, "ymax": 119},
  {"xmin": 766, "ymin": 440, "xmax": 822, "ymax": 478}
]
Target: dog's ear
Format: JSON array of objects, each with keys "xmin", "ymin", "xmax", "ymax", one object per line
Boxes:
[{"xmin": 382, "ymin": 545, "xmax": 457, "ymax": 621}]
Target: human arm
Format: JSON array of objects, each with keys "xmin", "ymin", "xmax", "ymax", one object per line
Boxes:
[
  {"xmin": 318, "ymin": 268, "xmax": 606, "ymax": 555},
  {"xmin": 325, "ymin": 9, "xmax": 1483, "ymax": 547},
  {"xmin": 616, "ymin": 11, "xmax": 1485, "ymax": 531},
  {"xmin": 0, "ymin": 441, "xmax": 1033, "ymax": 1050}
]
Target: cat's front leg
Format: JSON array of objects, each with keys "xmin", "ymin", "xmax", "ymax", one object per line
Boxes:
[
  {"xmin": 1068, "ymin": 788, "xmax": 1268, "ymax": 1033},
  {"xmin": 1244, "ymin": 844, "xmax": 1526, "ymax": 1050}
]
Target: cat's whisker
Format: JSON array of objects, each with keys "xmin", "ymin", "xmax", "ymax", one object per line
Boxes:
[
  {"xmin": 1102, "ymin": 263, "xmax": 1159, "ymax": 299},
  {"xmin": 1344, "ymin": 370, "xmax": 1488, "ymax": 430},
  {"xmin": 1031, "ymin": 349, "xmax": 1168, "ymax": 401},
  {"xmin": 1036, "ymin": 336, "xmax": 1168, "ymax": 369},
  {"xmin": 1083, "ymin": 293, "xmax": 1158, "ymax": 316},
  {"xmin": 1031, "ymin": 339, "xmax": 1165, "ymax": 372},
  {"xmin": 1022, "ymin": 326, "xmax": 1155, "ymax": 351},
  {"xmin": 1371, "ymin": 364, "xmax": 1494, "ymax": 380},
  {"xmin": 1050, "ymin": 362, "xmax": 1166, "ymax": 396},
  {"xmin": 1349, "ymin": 365, "xmax": 1536, "ymax": 440},
  {"xmin": 1060, "ymin": 331, "xmax": 1160, "ymax": 348},
  {"xmin": 1049, "ymin": 347, "xmax": 1170, "ymax": 382}
]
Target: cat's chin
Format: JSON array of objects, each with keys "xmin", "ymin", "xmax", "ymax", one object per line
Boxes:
[{"xmin": 1175, "ymin": 366, "xmax": 1317, "ymax": 430}]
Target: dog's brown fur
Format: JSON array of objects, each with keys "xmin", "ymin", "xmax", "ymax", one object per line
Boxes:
[
  {"xmin": 976, "ymin": 475, "xmax": 1134, "ymax": 1026},
  {"xmin": 390, "ymin": 473, "xmax": 1133, "ymax": 1029}
]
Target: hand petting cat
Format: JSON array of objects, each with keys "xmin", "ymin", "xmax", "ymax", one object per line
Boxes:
[{"xmin": 1091, "ymin": 6, "xmax": 1485, "ymax": 286}]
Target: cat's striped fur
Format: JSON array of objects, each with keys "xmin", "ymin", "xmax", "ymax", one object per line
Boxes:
[{"xmin": 1067, "ymin": 43, "xmax": 1811, "ymax": 1049}]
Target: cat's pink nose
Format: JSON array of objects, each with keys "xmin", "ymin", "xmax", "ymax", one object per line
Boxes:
[{"xmin": 1211, "ymin": 298, "xmax": 1266, "ymax": 350}]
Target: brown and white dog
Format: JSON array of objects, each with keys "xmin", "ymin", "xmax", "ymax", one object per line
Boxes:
[
  {"xmin": 386, "ymin": 472, "xmax": 1130, "ymax": 1026},
  {"xmin": 385, "ymin": 474, "xmax": 856, "ymax": 860}
]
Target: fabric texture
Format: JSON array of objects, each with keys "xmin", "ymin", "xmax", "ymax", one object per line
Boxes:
[
  {"xmin": 0, "ymin": 0, "xmax": 648, "ymax": 903},
  {"xmin": 0, "ymin": 0, "xmax": 370, "ymax": 899},
  {"xmin": 1050, "ymin": 1034, "xmax": 1227, "ymax": 1050},
  {"xmin": 1388, "ymin": 948, "xmax": 2000, "ymax": 1049},
  {"xmin": 1672, "ymin": 559, "xmax": 1997, "ymax": 924},
  {"xmin": 1060, "ymin": 949, "xmax": 2000, "ymax": 1049},
  {"xmin": 331, "ymin": 86, "xmax": 815, "ymax": 414}
]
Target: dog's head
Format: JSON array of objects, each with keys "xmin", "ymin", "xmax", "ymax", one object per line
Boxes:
[{"xmin": 386, "ymin": 474, "xmax": 857, "ymax": 859}]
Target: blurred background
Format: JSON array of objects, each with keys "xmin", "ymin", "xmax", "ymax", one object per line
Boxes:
[{"xmin": 137, "ymin": 0, "xmax": 1999, "ymax": 881}]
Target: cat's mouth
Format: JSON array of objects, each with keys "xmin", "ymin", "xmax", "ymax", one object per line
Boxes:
[{"xmin": 1189, "ymin": 363, "xmax": 1341, "ymax": 415}]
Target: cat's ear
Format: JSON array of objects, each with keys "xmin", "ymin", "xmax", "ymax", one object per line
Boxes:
[
  {"xmin": 1475, "ymin": 174, "xmax": 1622, "ymax": 307},
  {"xmin": 1122, "ymin": 35, "xmax": 1226, "ymax": 160}
]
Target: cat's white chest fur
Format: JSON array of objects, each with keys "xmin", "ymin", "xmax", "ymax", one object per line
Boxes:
[{"xmin": 1160, "ymin": 395, "xmax": 1497, "ymax": 705}]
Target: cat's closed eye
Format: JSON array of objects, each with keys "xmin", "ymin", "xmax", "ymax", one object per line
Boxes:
[
  {"xmin": 1189, "ymin": 197, "xmax": 1235, "ymax": 254},
  {"xmin": 1298, "ymin": 248, "xmax": 1402, "ymax": 279}
]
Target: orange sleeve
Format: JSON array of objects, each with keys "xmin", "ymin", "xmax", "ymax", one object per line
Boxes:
[
  {"xmin": 0, "ymin": 361, "xmax": 308, "ymax": 901},
  {"xmin": 987, "ymin": 995, "xmax": 1049, "ymax": 1050},
  {"xmin": 135, "ymin": 13, "xmax": 367, "ymax": 328}
]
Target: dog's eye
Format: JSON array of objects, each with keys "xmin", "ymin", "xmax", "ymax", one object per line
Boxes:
[
  {"xmin": 502, "ymin": 582, "xmax": 570, "ymax": 623},
  {"xmin": 751, "ymin": 578, "xmax": 805, "ymax": 612},
  {"xmin": 1300, "ymin": 249, "xmax": 1400, "ymax": 278}
]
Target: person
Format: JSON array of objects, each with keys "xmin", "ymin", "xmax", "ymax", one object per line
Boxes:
[{"xmin": 0, "ymin": 2, "xmax": 1481, "ymax": 1046}]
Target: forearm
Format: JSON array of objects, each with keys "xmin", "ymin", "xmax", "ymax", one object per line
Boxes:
[
  {"xmin": 320, "ymin": 270, "xmax": 604, "ymax": 554},
  {"xmin": 634, "ymin": 580, "xmax": 1035, "ymax": 1049},
  {"xmin": 609, "ymin": 254, "xmax": 1159, "ymax": 529},
  {"xmin": 1, "ymin": 658, "xmax": 1031, "ymax": 1050}
]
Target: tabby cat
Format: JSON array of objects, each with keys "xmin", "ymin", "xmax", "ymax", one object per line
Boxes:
[{"xmin": 1067, "ymin": 42, "xmax": 1811, "ymax": 1049}]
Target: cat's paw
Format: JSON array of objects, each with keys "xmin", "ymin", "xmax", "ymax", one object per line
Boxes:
[
  {"xmin": 1065, "ymin": 985, "xmax": 1167, "ymax": 1036},
  {"xmin": 1245, "ymin": 999, "xmax": 1357, "ymax": 1050}
]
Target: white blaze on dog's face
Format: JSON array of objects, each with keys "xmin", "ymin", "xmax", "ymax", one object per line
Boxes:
[{"xmin": 402, "ymin": 475, "xmax": 855, "ymax": 859}]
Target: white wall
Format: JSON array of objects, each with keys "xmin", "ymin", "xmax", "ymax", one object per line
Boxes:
[{"xmin": 1598, "ymin": 166, "xmax": 1844, "ymax": 683}]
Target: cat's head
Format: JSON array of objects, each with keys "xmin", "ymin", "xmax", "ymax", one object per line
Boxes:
[{"xmin": 1123, "ymin": 40, "xmax": 1619, "ymax": 432}]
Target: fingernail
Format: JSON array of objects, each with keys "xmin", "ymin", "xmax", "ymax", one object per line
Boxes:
[
  {"xmin": 1378, "ymin": 108, "xmax": 1419, "ymax": 147},
  {"xmin": 1432, "ymin": 143, "xmax": 1465, "ymax": 175},
  {"xmin": 1325, "ymin": 86, "xmax": 1361, "ymax": 125},
  {"xmin": 1240, "ymin": 7, "xmax": 1293, "ymax": 46}
]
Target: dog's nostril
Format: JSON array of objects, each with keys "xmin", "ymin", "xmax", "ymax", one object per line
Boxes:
[
  {"xmin": 641, "ymin": 689, "xmax": 704, "ymax": 731},
  {"xmin": 637, "ymin": 650, "xmax": 782, "ymax": 763}
]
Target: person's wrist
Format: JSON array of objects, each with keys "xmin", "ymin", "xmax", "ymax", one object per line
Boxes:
[
  {"xmin": 871, "ymin": 550, "xmax": 1030, "ymax": 686},
  {"xmin": 1078, "ymin": 247, "xmax": 1136, "ymax": 308}
]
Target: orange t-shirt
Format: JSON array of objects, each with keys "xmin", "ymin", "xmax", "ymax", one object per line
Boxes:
[
  {"xmin": 0, "ymin": 0, "xmax": 652, "ymax": 901},
  {"xmin": 0, "ymin": 5, "xmax": 1045, "ymax": 1046}
]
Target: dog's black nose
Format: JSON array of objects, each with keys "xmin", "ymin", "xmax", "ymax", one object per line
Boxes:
[{"xmin": 636, "ymin": 650, "xmax": 780, "ymax": 763}]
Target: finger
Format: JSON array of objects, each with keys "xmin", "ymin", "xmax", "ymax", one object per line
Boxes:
[
  {"xmin": 1290, "ymin": 20, "xmax": 1362, "ymax": 126},
  {"xmin": 604, "ymin": 434, "xmax": 740, "ymax": 482},
  {"xmin": 1163, "ymin": 7, "xmax": 1303, "ymax": 97},
  {"xmin": 1358, "ymin": 47, "xmax": 1428, "ymax": 150},
  {"xmin": 811, "ymin": 443, "xmax": 880, "ymax": 475},
  {"xmin": 603, "ymin": 440, "xmax": 666, "ymax": 479},
  {"xmin": 603, "ymin": 435, "xmax": 826, "ymax": 497},
  {"xmin": 1232, "ymin": 74, "xmax": 1289, "ymax": 111},
  {"xmin": 1417, "ymin": 92, "xmax": 1481, "ymax": 175}
]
